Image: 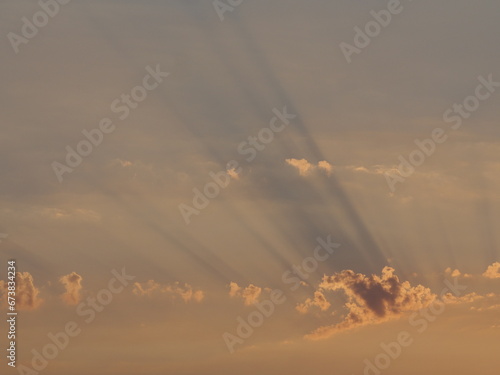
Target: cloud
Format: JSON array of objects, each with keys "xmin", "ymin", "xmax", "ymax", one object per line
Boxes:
[
  {"xmin": 444, "ymin": 267, "xmax": 472, "ymax": 278},
  {"xmin": 447, "ymin": 292, "xmax": 500, "ymax": 312},
  {"xmin": 349, "ymin": 166, "xmax": 370, "ymax": 173},
  {"xmin": 443, "ymin": 292, "xmax": 489, "ymax": 305},
  {"xmin": 345, "ymin": 165, "xmax": 400, "ymax": 176},
  {"xmin": 304, "ymin": 267, "xmax": 435, "ymax": 340},
  {"xmin": 228, "ymin": 282, "xmax": 262, "ymax": 306},
  {"xmin": 133, "ymin": 280, "xmax": 160, "ymax": 297},
  {"xmin": 296, "ymin": 291, "xmax": 331, "ymax": 314},
  {"xmin": 0, "ymin": 272, "xmax": 43, "ymax": 311},
  {"xmin": 227, "ymin": 168, "xmax": 240, "ymax": 180},
  {"xmin": 133, "ymin": 280, "xmax": 204, "ymax": 303},
  {"xmin": 471, "ymin": 303, "xmax": 500, "ymax": 312},
  {"xmin": 286, "ymin": 158, "xmax": 333, "ymax": 176},
  {"xmin": 286, "ymin": 158, "xmax": 315, "ymax": 176},
  {"xmin": 317, "ymin": 161, "xmax": 333, "ymax": 175},
  {"xmin": 59, "ymin": 272, "xmax": 83, "ymax": 306},
  {"xmin": 110, "ymin": 158, "xmax": 133, "ymax": 168},
  {"xmin": 27, "ymin": 207, "xmax": 101, "ymax": 222},
  {"xmin": 482, "ymin": 262, "xmax": 500, "ymax": 279}
]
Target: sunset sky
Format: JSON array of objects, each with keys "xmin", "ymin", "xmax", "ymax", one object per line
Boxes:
[{"xmin": 0, "ymin": 0, "xmax": 499, "ymax": 374}]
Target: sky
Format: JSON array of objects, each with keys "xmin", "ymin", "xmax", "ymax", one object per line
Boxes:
[{"xmin": 0, "ymin": 0, "xmax": 499, "ymax": 374}]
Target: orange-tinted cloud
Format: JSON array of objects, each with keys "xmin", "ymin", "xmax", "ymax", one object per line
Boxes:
[
  {"xmin": 444, "ymin": 267, "xmax": 472, "ymax": 278},
  {"xmin": 483, "ymin": 262, "xmax": 500, "ymax": 279},
  {"xmin": 0, "ymin": 272, "xmax": 43, "ymax": 311},
  {"xmin": 304, "ymin": 267, "xmax": 435, "ymax": 340},
  {"xmin": 228, "ymin": 282, "xmax": 262, "ymax": 306},
  {"xmin": 296, "ymin": 291, "xmax": 331, "ymax": 314},
  {"xmin": 443, "ymin": 292, "xmax": 490, "ymax": 305},
  {"xmin": 59, "ymin": 272, "xmax": 83, "ymax": 306},
  {"xmin": 286, "ymin": 158, "xmax": 333, "ymax": 176},
  {"xmin": 447, "ymin": 292, "xmax": 500, "ymax": 312},
  {"xmin": 317, "ymin": 160, "xmax": 333, "ymax": 175},
  {"xmin": 133, "ymin": 280, "xmax": 204, "ymax": 303},
  {"xmin": 227, "ymin": 168, "xmax": 240, "ymax": 180},
  {"xmin": 133, "ymin": 280, "xmax": 161, "ymax": 297}
]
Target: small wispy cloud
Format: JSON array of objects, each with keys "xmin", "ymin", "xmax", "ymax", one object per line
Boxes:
[
  {"xmin": 59, "ymin": 272, "xmax": 83, "ymax": 306},
  {"xmin": 227, "ymin": 168, "xmax": 240, "ymax": 180},
  {"xmin": 286, "ymin": 158, "xmax": 333, "ymax": 176},
  {"xmin": 296, "ymin": 291, "xmax": 331, "ymax": 314},
  {"xmin": 445, "ymin": 267, "xmax": 472, "ymax": 278},
  {"xmin": 133, "ymin": 280, "xmax": 204, "ymax": 303},
  {"xmin": 228, "ymin": 282, "xmax": 264, "ymax": 306}
]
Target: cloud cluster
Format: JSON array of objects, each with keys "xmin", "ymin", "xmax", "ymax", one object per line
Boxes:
[
  {"xmin": 444, "ymin": 262, "xmax": 500, "ymax": 280},
  {"xmin": 59, "ymin": 272, "xmax": 83, "ymax": 306},
  {"xmin": 483, "ymin": 262, "xmax": 500, "ymax": 279},
  {"xmin": 285, "ymin": 158, "xmax": 333, "ymax": 176},
  {"xmin": 0, "ymin": 272, "xmax": 44, "ymax": 311},
  {"xmin": 133, "ymin": 280, "xmax": 204, "ymax": 303},
  {"xmin": 228, "ymin": 282, "xmax": 263, "ymax": 306},
  {"xmin": 304, "ymin": 267, "xmax": 435, "ymax": 340}
]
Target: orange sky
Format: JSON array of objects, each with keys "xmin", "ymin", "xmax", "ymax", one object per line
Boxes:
[{"xmin": 1, "ymin": 0, "xmax": 500, "ymax": 374}]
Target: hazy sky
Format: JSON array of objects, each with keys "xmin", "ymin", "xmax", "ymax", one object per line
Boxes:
[{"xmin": 0, "ymin": 0, "xmax": 499, "ymax": 374}]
